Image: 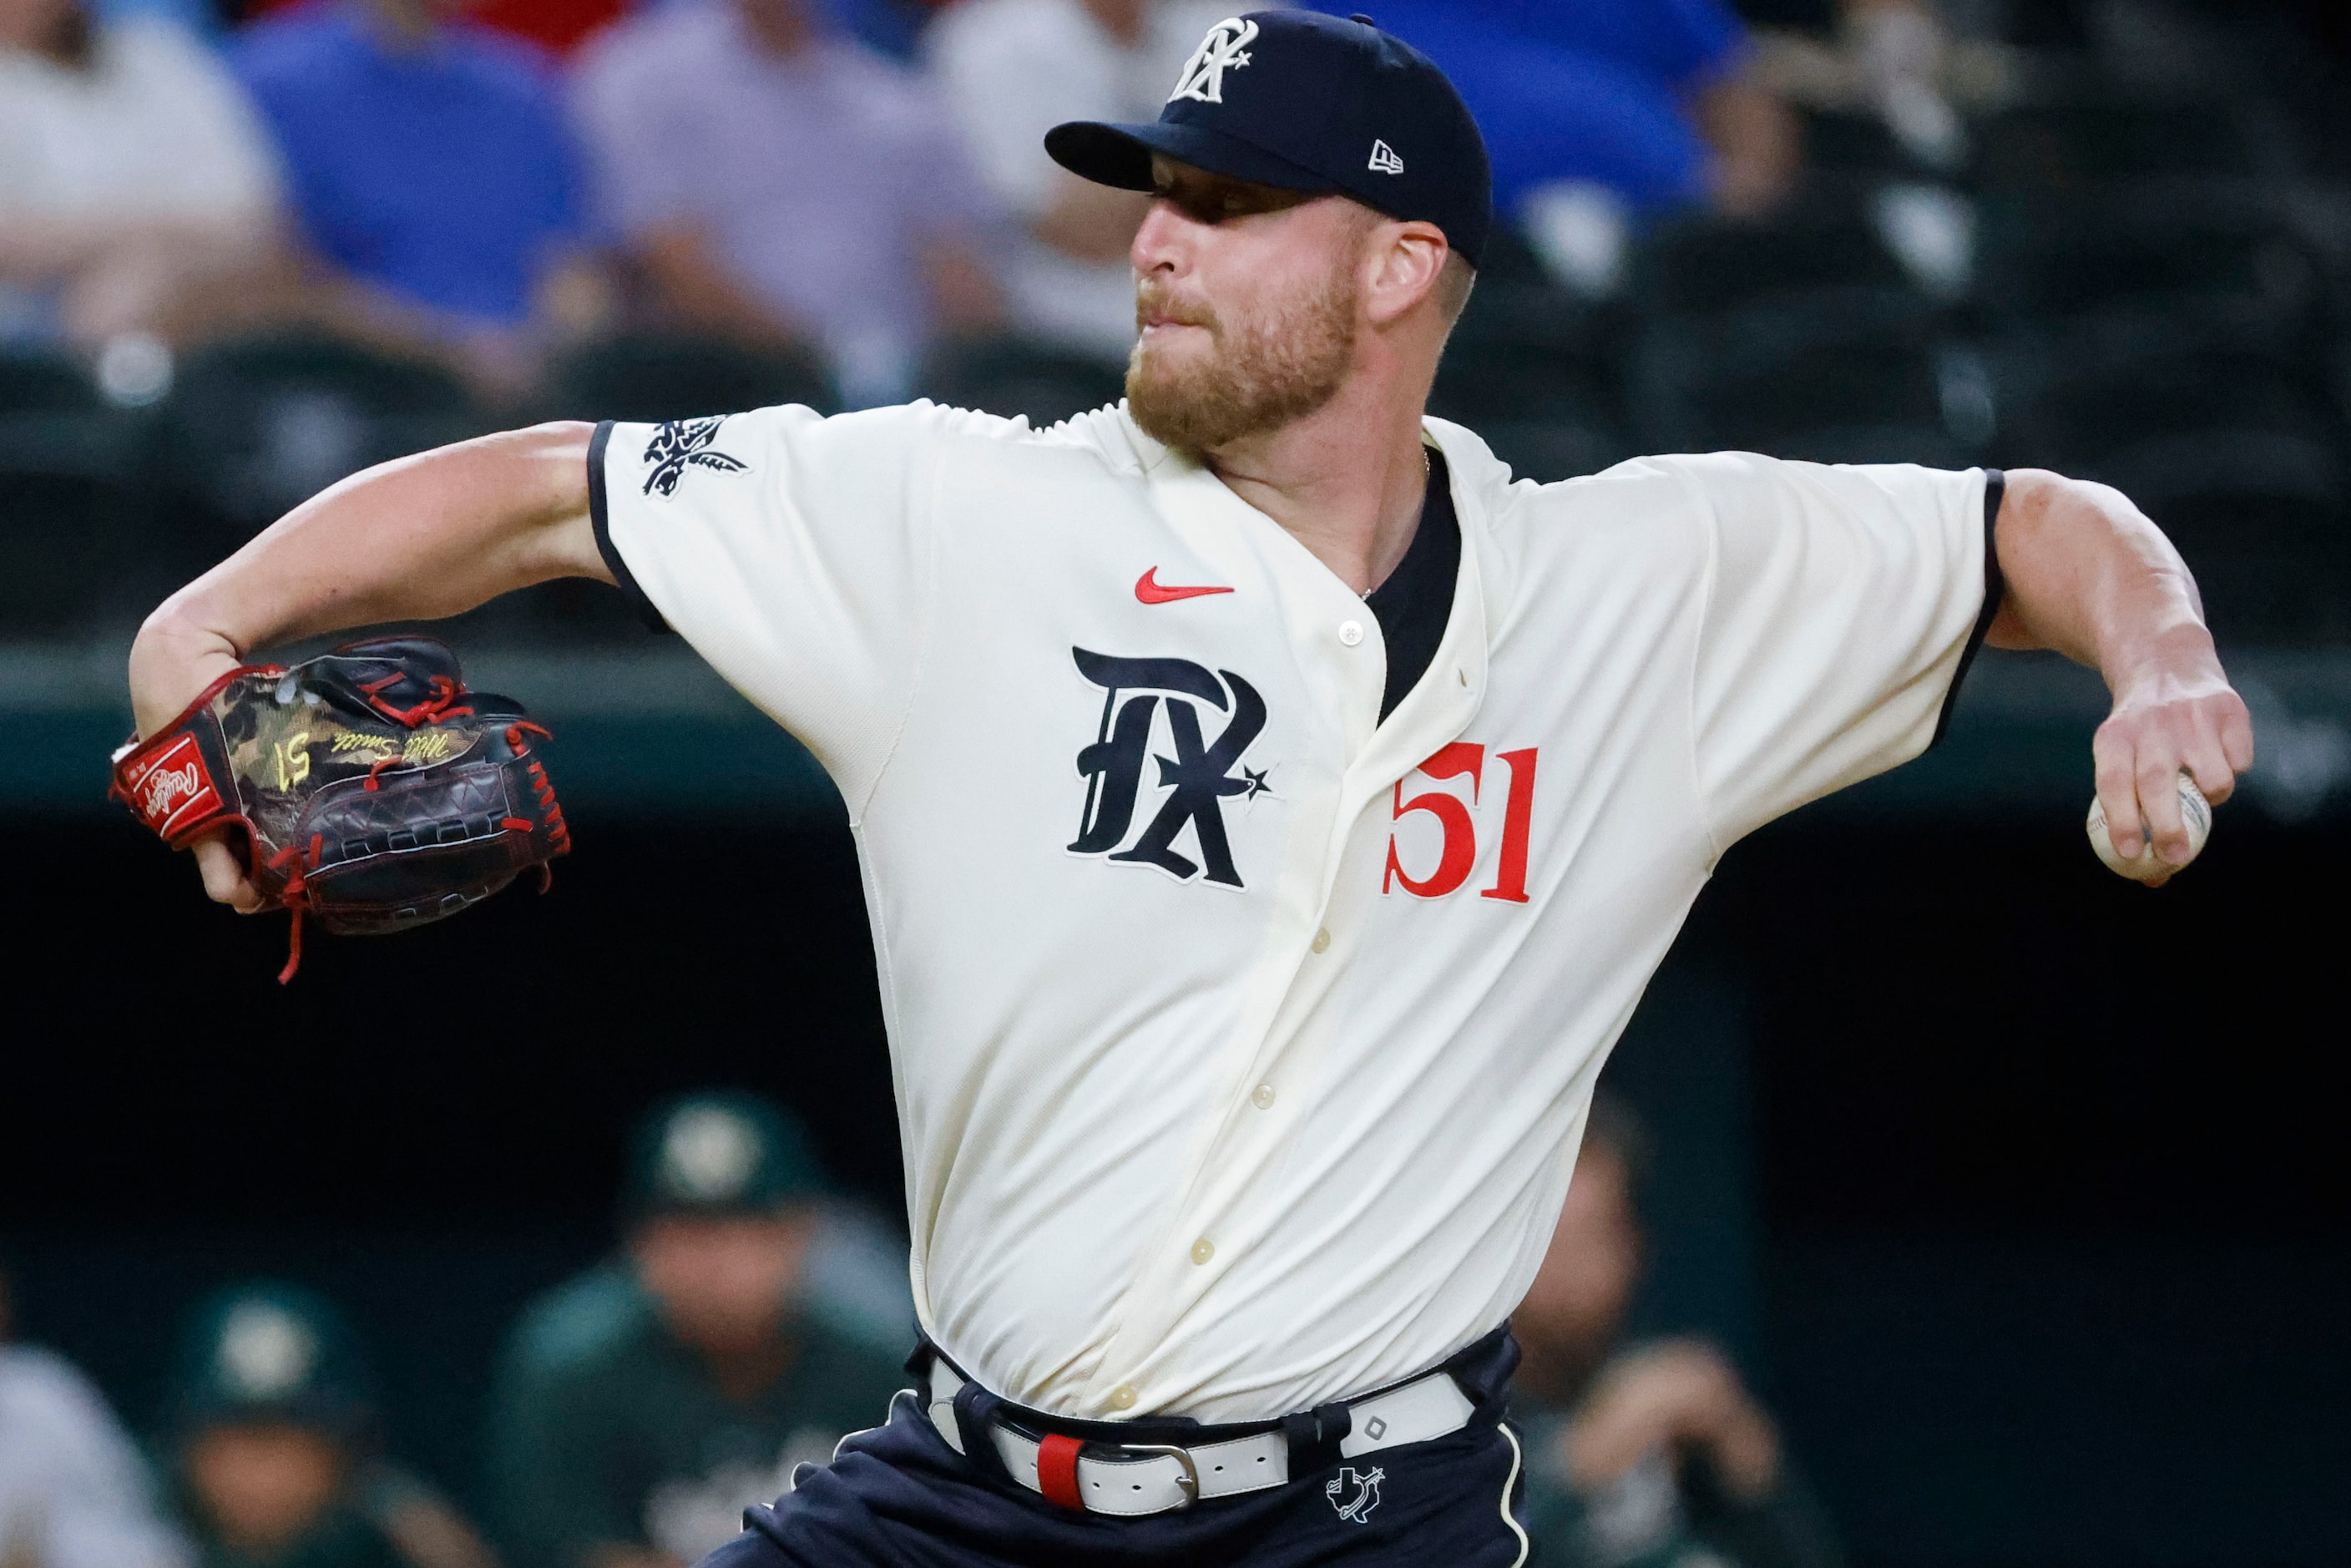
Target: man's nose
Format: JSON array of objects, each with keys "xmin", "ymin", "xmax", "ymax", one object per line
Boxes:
[{"xmin": 1131, "ymin": 200, "xmax": 1191, "ymax": 276}]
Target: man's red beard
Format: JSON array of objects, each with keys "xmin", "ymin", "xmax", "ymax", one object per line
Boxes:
[{"xmin": 1125, "ymin": 271, "xmax": 1360, "ymax": 454}]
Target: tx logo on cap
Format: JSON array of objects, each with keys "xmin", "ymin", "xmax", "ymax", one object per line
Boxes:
[{"xmin": 1169, "ymin": 16, "xmax": 1257, "ymax": 104}]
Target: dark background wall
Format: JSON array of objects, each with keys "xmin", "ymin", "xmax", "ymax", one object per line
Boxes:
[{"xmin": 5, "ymin": 779, "xmax": 2343, "ymax": 1565}]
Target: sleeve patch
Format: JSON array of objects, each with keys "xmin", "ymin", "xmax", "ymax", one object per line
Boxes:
[{"xmin": 641, "ymin": 416, "xmax": 750, "ymax": 498}]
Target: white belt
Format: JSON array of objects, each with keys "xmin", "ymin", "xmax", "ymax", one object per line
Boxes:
[{"xmin": 923, "ymin": 1358, "xmax": 1478, "ymax": 1517}]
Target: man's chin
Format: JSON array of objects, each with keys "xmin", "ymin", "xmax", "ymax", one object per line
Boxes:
[{"xmin": 1125, "ymin": 364, "xmax": 1222, "ymax": 453}]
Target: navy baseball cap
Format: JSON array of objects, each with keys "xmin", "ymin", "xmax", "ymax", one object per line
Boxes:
[{"xmin": 1045, "ymin": 10, "xmax": 1492, "ymax": 267}]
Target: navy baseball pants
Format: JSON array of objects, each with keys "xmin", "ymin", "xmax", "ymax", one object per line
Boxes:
[{"xmin": 699, "ymin": 1337, "xmax": 1531, "ymax": 1566}]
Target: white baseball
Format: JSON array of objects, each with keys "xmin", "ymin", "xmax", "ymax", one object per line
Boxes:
[{"xmin": 2086, "ymin": 772, "xmax": 2212, "ymax": 882}]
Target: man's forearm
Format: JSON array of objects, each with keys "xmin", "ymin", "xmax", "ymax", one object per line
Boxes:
[
  {"xmin": 129, "ymin": 422, "xmax": 607, "ymax": 735},
  {"xmin": 1986, "ymin": 469, "xmax": 2205, "ymax": 668},
  {"xmin": 1984, "ymin": 468, "xmax": 2252, "ymax": 867}
]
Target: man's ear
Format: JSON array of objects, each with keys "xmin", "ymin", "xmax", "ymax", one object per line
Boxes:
[{"xmin": 1363, "ymin": 222, "xmax": 1449, "ymax": 327}]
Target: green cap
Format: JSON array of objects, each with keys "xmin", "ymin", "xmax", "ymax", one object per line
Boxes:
[
  {"xmin": 624, "ymin": 1090, "xmax": 827, "ymax": 1222},
  {"xmin": 173, "ymin": 1282, "xmax": 374, "ymax": 1439}
]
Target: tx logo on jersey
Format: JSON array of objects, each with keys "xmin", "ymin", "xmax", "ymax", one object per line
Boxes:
[
  {"xmin": 1069, "ymin": 648, "xmax": 1268, "ymax": 888},
  {"xmin": 642, "ymin": 417, "xmax": 746, "ymax": 498},
  {"xmin": 1168, "ymin": 16, "xmax": 1257, "ymax": 104},
  {"xmin": 1325, "ymin": 1465, "xmax": 1384, "ymax": 1525}
]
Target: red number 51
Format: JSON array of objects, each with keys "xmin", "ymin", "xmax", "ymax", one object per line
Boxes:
[{"xmin": 1382, "ymin": 742, "xmax": 1537, "ymax": 903}]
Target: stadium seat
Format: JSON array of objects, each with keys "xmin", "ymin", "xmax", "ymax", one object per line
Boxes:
[
  {"xmin": 156, "ymin": 333, "xmax": 486, "ymax": 539},
  {"xmin": 2000, "ymin": 344, "xmax": 2345, "ymax": 473},
  {"xmin": 1999, "ymin": 341, "xmax": 2351, "ymax": 643},
  {"xmin": 1418, "ymin": 229, "xmax": 1631, "ymax": 482},
  {"xmin": 1802, "ymin": 109, "xmax": 1939, "ymax": 181},
  {"xmin": 1974, "ymin": 95, "xmax": 2298, "ymax": 192},
  {"xmin": 0, "ymin": 416, "xmax": 157, "ymax": 636},
  {"xmin": 0, "ymin": 348, "xmax": 104, "ymax": 416},
  {"xmin": 1975, "ymin": 189, "xmax": 2328, "ymax": 348},
  {"xmin": 464, "ymin": 577, "xmax": 651, "ymax": 645},
  {"xmin": 1472, "ymin": 419, "xmax": 1634, "ymax": 484},
  {"xmin": 541, "ymin": 333, "xmax": 838, "ymax": 423},
  {"xmin": 2129, "ymin": 459, "xmax": 2349, "ymax": 647},
  {"xmin": 1431, "ymin": 336, "xmax": 1628, "ymax": 482},
  {"xmin": 1433, "ymin": 334, "xmax": 1617, "ymax": 424},
  {"xmin": 913, "ymin": 336, "xmax": 1127, "ymax": 427},
  {"xmin": 1631, "ymin": 296, "xmax": 1992, "ymax": 465},
  {"xmin": 1626, "ymin": 187, "xmax": 1923, "ymax": 321}
]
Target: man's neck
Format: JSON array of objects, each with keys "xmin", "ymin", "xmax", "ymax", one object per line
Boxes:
[{"xmin": 1203, "ymin": 376, "xmax": 1433, "ymax": 597}]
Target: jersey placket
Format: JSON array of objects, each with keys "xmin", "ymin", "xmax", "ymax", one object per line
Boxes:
[{"xmin": 1079, "ymin": 438, "xmax": 1494, "ymax": 1414}]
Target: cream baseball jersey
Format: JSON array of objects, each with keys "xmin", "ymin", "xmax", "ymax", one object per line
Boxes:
[{"xmin": 589, "ymin": 404, "xmax": 1998, "ymax": 1424}]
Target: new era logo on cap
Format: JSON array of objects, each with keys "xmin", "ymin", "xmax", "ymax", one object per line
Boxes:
[{"xmin": 1368, "ymin": 139, "xmax": 1403, "ymax": 175}]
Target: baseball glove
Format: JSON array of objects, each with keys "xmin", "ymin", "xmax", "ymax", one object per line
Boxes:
[{"xmin": 111, "ymin": 635, "xmax": 570, "ymax": 982}]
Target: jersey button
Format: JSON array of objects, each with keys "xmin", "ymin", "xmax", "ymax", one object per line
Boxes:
[
  {"xmin": 1251, "ymin": 1084, "xmax": 1277, "ymax": 1110},
  {"xmin": 1311, "ymin": 927, "xmax": 1331, "ymax": 953},
  {"xmin": 1109, "ymin": 1383, "xmax": 1138, "ymax": 1411},
  {"xmin": 1337, "ymin": 620, "xmax": 1365, "ymax": 647},
  {"xmin": 1191, "ymin": 1238, "xmax": 1216, "ymax": 1265}
]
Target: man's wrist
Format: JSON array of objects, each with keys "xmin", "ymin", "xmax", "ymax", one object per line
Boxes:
[
  {"xmin": 128, "ymin": 607, "xmax": 244, "ymax": 738},
  {"xmin": 2104, "ymin": 617, "xmax": 2225, "ymax": 704}
]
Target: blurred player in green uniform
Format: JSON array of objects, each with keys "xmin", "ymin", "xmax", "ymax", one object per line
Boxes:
[
  {"xmin": 1511, "ymin": 1102, "xmax": 1843, "ymax": 1568},
  {"xmin": 169, "ymin": 1283, "xmax": 498, "ymax": 1568},
  {"xmin": 485, "ymin": 1094, "xmax": 910, "ymax": 1568}
]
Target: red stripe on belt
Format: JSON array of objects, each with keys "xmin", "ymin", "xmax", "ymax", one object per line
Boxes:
[{"xmin": 1037, "ymin": 1433, "xmax": 1084, "ymax": 1510}]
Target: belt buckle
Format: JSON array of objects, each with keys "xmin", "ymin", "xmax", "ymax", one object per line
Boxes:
[{"xmin": 1120, "ymin": 1443, "xmax": 1201, "ymax": 1505}]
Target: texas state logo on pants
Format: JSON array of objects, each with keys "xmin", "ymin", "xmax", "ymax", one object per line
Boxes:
[{"xmin": 1326, "ymin": 1464, "xmax": 1386, "ymax": 1524}]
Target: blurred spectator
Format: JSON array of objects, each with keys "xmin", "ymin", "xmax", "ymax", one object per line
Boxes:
[
  {"xmin": 924, "ymin": 0, "xmax": 1240, "ymax": 360},
  {"xmin": 167, "ymin": 1282, "xmax": 498, "ymax": 1568},
  {"xmin": 1512, "ymin": 1099, "xmax": 1842, "ymax": 1568},
  {"xmin": 1747, "ymin": 0, "xmax": 1980, "ymax": 174},
  {"xmin": 485, "ymin": 1094, "xmax": 909, "ymax": 1568},
  {"xmin": 571, "ymin": 0, "xmax": 1001, "ymax": 406},
  {"xmin": 88, "ymin": 0, "xmax": 220, "ymax": 33},
  {"xmin": 461, "ymin": 0, "xmax": 630, "ymax": 57},
  {"xmin": 0, "ymin": 1256, "xmax": 192, "ymax": 1568},
  {"xmin": 1336, "ymin": 0, "xmax": 1801, "ymax": 218},
  {"xmin": 0, "ymin": 0, "xmax": 280, "ymax": 350},
  {"xmin": 454, "ymin": 0, "xmax": 924, "ymax": 60},
  {"xmin": 230, "ymin": 0, "xmax": 604, "ymax": 398}
]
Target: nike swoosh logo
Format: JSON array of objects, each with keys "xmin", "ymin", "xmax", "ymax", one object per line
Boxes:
[{"xmin": 1135, "ymin": 568, "xmax": 1234, "ymax": 604}]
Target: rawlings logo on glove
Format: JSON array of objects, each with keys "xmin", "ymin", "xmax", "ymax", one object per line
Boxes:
[
  {"xmin": 110, "ymin": 636, "xmax": 570, "ymax": 982},
  {"xmin": 123, "ymin": 734, "xmax": 221, "ymax": 836}
]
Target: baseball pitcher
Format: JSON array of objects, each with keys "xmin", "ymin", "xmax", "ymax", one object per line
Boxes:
[{"xmin": 125, "ymin": 13, "xmax": 2252, "ymax": 1565}]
